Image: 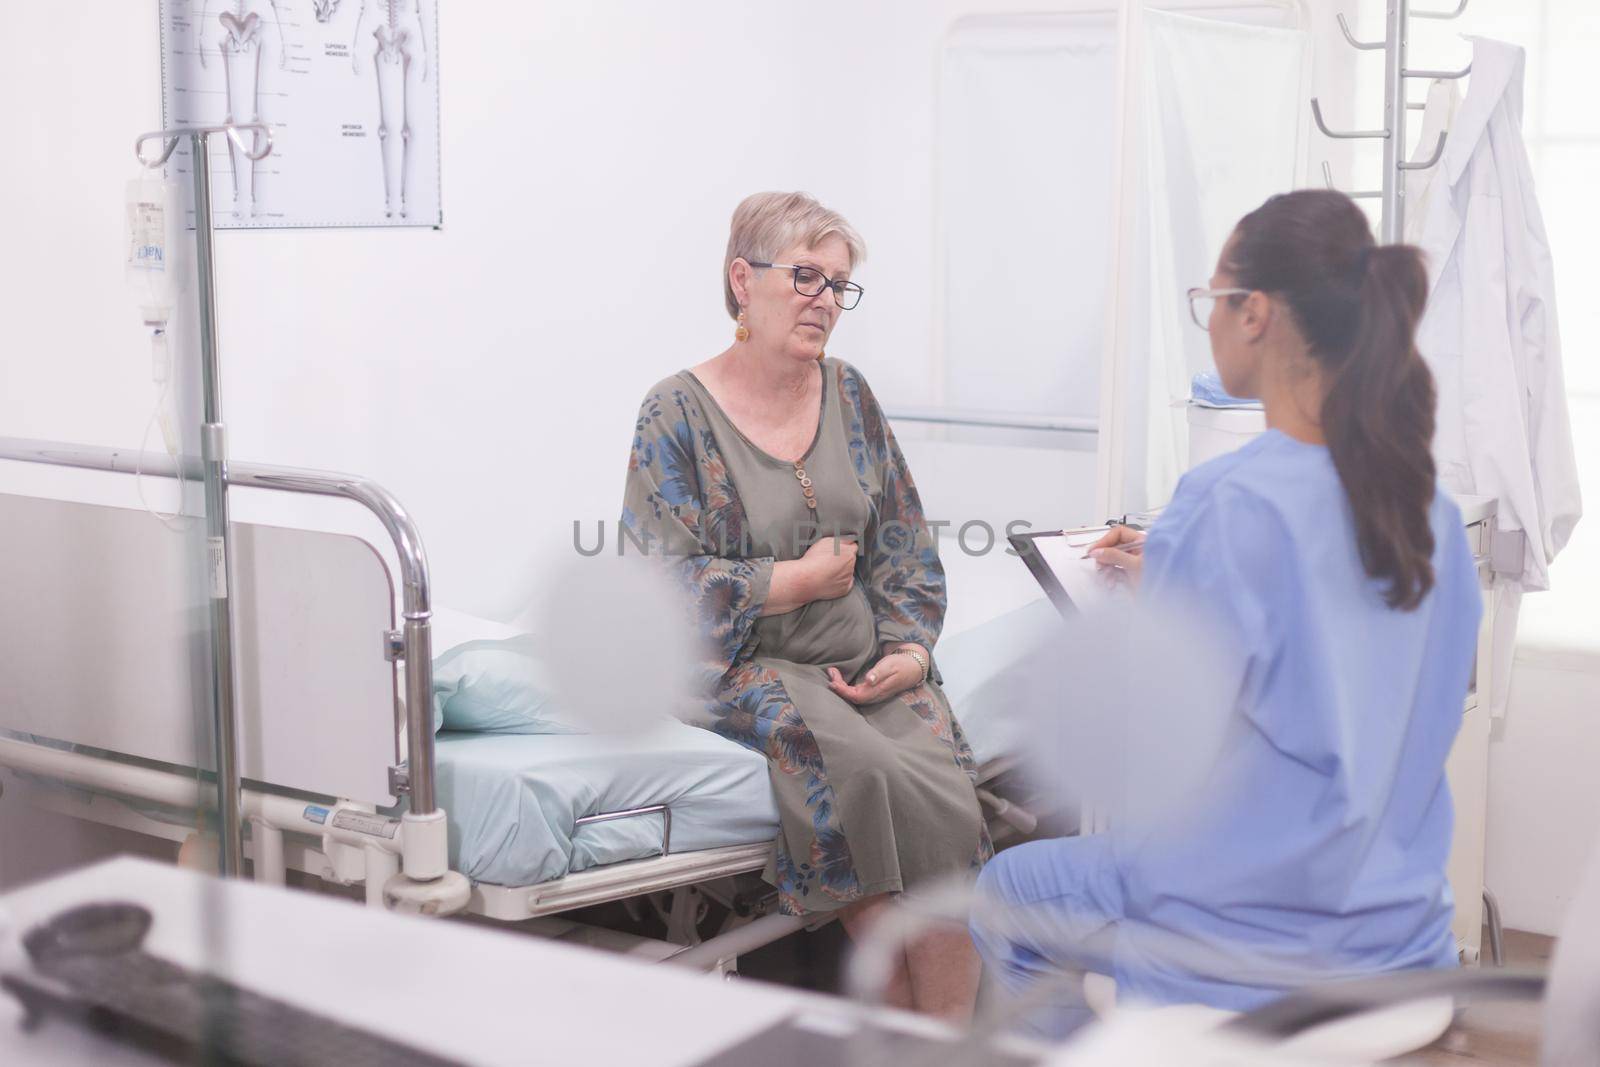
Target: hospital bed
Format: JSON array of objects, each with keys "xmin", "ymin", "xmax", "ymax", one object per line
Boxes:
[{"xmin": 0, "ymin": 437, "xmax": 1056, "ymax": 971}]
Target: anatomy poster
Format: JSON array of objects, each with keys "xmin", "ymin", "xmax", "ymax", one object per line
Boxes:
[{"xmin": 159, "ymin": 1, "xmax": 442, "ymax": 229}]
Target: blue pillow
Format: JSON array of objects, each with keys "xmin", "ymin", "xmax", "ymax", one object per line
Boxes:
[{"xmin": 430, "ymin": 635, "xmax": 583, "ymax": 735}]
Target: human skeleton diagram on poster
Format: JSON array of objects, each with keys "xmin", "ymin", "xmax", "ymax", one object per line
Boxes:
[
  {"xmin": 350, "ymin": 0, "xmax": 430, "ymax": 220},
  {"xmin": 196, "ymin": 1, "xmax": 286, "ymax": 220},
  {"xmin": 160, "ymin": 0, "xmax": 442, "ymax": 229}
]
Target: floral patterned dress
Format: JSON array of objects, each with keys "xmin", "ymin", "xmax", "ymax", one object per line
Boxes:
[{"xmin": 621, "ymin": 356, "xmax": 991, "ymax": 916}]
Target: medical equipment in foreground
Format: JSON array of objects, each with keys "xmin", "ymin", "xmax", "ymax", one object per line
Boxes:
[{"xmin": 2, "ymin": 900, "xmax": 461, "ymax": 1066}]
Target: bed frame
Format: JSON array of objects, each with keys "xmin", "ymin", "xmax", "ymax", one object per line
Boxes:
[{"xmin": 0, "ymin": 437, "xmax": 1041, "ymax": 974}]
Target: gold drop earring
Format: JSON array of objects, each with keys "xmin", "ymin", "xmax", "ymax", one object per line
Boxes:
[{"xmin": 735, "ymin": 310, "xmax": 749, "ymax": 343}]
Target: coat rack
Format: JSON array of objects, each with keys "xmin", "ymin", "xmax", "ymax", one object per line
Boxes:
[{"xmin": 1310, "ymin": 0, "xmax": 1472, "ymax": 244}]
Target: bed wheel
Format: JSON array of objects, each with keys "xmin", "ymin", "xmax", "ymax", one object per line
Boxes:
[
  {"xmin": 730, "ymin": 885, "xmax": 778, "ymax": 918},
  {"xmin": 382, "ymin": 870, "xmax": 471, "ymax": 916}
]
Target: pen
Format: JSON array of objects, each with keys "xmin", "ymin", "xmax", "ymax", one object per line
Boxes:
[
  {"xmin": 1083, "ymin": 541, "xmax": 1144, "ymax": 561},
  {"xmin": 1083, "ymin": 517, "xmax": 1146, "ymax": 562}
]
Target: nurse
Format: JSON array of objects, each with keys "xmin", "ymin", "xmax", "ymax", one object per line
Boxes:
[{"xmin": 969, "ymin": 190, "xmax": 1482, "ymax": 1035}]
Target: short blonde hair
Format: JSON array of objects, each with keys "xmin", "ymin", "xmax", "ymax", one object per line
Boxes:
[{"xmin": 723, "ymin": 192, "xmax": 867, "ymax": 319}]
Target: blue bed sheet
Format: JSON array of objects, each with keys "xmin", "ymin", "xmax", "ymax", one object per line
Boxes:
[
  {"xmin": 435, "ymin": 723, "xmax": 779, "ymax": 888},
  {"xmin": 436, "ymin": 598, "xmax": 1062, "ymax": 887}
]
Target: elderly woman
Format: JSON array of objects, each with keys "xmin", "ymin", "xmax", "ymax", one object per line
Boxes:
[{"xmin": 621, "ymin": 192, "xmax": 990, "ymax": 1018}]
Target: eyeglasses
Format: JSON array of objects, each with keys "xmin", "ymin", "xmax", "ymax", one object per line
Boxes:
[
  {"xmin": 1185, "ymin": 287, "xmax": 1251, "ymax": 330},
  {"xmin": 749, "ymin": 261, "xmax": 865, "ymax": 310}
]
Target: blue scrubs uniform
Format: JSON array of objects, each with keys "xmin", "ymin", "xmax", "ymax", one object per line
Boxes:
[{"xmin": 971, "ymin": 430, "xmax": 1482, "ymax": 1035}]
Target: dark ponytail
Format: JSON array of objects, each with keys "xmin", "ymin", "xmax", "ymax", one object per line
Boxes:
[{"xmin": 1225, "ymin": 190, "xmax": 1437, "ymax": 610}]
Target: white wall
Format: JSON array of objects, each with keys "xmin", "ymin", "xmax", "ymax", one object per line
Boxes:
[
  {"xmin": 2, "ymin": 0, "xmax": 1096, "ymax": 624},
  {"xmin": 1487, "ymin": 649, "xmax": 1600, "ymax": 936},
  {"xmin": 0, "ymin": 0, "xmax": 1353, "ymax": 624},
  {"xmin": 1485, "ymin": 395, "xmax": 1600, "ymax": 936},
  {"xmin": 0, "ymin": 1, "xmax": 953, "ymax": 620}
]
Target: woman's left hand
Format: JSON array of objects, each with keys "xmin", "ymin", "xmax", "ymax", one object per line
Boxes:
[{"xmin": 826, "ymin": 648, "xmax": 925, "ymax": 706}]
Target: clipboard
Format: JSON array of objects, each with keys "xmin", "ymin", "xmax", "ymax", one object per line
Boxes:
[{"xmin": 1008, "ymin": 526, "xmax": 1120, "ymax": 619}]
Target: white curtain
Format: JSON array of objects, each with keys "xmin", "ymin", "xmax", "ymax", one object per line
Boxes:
[
  {"xmin": 1108, "ymin": 7, "xmax": 1311, "ymax": 514},
  {"xmin": 940, "ymin": 14, "xmax": 1121, "ymax": 424}
]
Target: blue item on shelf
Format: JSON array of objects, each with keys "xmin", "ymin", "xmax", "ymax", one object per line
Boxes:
[{"xmin": 1191, "ymin": 371, "xmax": 1262, "ymax": 409}]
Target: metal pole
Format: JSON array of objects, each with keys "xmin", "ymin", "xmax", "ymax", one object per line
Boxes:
[
  {"xmin": 189, "ymin": 129, "xmax": 246, "ymax": 878},
  {"xmin": 403, "ymin": 614, "xmax": 437, "ymax": 814},
  {"xmin": 1380, "ymin": 0, "xmax": 1409, "ymax": 244},
  {"xmin": 662, "ymin": 914, "xmax": 807, "ymax": 971}
]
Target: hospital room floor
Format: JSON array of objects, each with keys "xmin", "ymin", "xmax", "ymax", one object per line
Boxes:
[
  {"xmin": 735, "ymin": 922, "xmax": 1551, "ymax": 1063},
  {"xmin": 1409, "ymin": 928, "xmax": 1550, "ymax": 1065}
]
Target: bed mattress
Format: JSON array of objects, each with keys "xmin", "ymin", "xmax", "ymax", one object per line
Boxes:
[
  {"xmin": 436, "ymin": 722, "xmax": 779, "ymax": 888},
  {"xmin": 438, "ymin": 594, "xmax": 1061, "ymax": 887}
]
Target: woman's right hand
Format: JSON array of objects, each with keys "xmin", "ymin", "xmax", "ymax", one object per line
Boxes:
[
  {"xmin": 1087, "ymin": 525, "xmax": 1147, "ymax": 590},
  {"xmin": 800, "ymin": 535, "xmax": 859, "ymax": 601},
  {"xmin": 763, "ymin": 536, "xmax": 859, "ymax": 616}
]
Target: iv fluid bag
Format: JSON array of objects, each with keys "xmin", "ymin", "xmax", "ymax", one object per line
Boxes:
[{"xmin": 125, "ymin": 175, "xmax": 185, "ymax": 322}]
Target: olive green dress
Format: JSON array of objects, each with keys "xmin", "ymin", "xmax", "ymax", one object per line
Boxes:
[{"xmin": 621, "ymin": 356, "xmax": 990, "ymax": 916}]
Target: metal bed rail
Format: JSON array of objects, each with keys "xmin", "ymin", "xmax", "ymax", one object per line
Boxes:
[
  {"xmin": 0, "ymin": 436, "xmax": 467, "ymax": 911},
  {"xmin": 575, "ymin": 803, "xmax": 673, "ymax": 857}
]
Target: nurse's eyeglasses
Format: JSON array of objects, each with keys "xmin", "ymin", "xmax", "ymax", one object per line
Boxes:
[
  {"xmin": 749, "ymin": 262, "xmax": 865, "ymax": 310},
  {"xmin": 1186, "ymin": 287, "xmax": 1252, "ymax": 330}
]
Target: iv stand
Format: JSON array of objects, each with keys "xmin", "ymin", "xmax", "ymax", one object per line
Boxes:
[{"xmin": 134, "ymin": 122, "xmax": 274, "ymax": 878}]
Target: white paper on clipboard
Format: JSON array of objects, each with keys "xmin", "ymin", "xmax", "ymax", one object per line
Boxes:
[{"xmin": 1011, "ymin": 527, "xmax": 1131, "ymax": 615}]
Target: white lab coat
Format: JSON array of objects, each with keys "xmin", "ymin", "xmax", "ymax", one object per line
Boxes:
[
  {"xmin": 1412, "ymin": 37, "xmax": 1583, "ymax": 716},
  {"xmin": 1402, "ymin": 78, "xmax": 1460, "ymax": 242}
]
